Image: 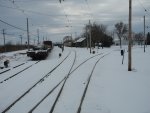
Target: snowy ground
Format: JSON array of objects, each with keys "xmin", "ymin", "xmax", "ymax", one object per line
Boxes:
[{"xmin": 0, "ymin": 45, "xmax": 150, "ymax": 113}]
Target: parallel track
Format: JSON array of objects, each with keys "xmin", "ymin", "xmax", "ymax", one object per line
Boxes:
[
  {"xmin": 0, "ymin": 63, "xmax": 25, "ymax": 75},
  {"xmin": 28, "ymin": 53, "xmax": 103, "ymax": 113},
  {"xmin": 2, "ymin": 52, "xmax": 107, "ymax": 113},
  {"xmin": 1, "ymin": 52, "xmax": 71, "ymax": 113},
  {"xmin": 28, "ymin": 50, "xmax": 77, "ymax": 113},
  {"xmin": 0, "ymin": 61, "xmax": 39, "ymax": 84}
]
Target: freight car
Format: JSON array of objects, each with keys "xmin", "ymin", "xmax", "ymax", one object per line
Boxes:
[{"xmin": 27, "ymin": 41, "xmax": 53, "ymax": 60}]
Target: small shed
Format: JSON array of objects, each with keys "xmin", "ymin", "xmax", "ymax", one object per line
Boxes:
[{"xmin": 75, "ymin": 38, "xmax": 87, "ymax": 47}]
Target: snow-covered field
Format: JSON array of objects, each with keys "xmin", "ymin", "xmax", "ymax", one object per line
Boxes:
[{"xmin": 0, "ymin": 45, "xmax": 150, "ymax": 113}]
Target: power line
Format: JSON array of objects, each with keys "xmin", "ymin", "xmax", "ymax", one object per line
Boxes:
[
  {"xmin": 136, "ymin": 0, "xmax": 150, "ymax": 16},
  {"xmin": 0, "ymin": 3, "xmax": 86, "ymax": 17},
  {"xmin": 84, "ymin": 0, "xmax": 94, "ymax": 20},
  {"xmin": 58, "ymin": 1, "xmax": 72, "ymax": 28},
  {"xmin": 0, "ymin": 18, "xmax": 38, "ymax": 39},
  {"xmin": 0, "ymin": 18, "xmax": 27, "ymax": 31},
  {"xmin": 59, "ymin": 2, "xmax": 70, "ymax": 23},
  {"xmin": 9, "ymin": 0, "xmax": 28, "ymax": 17}
]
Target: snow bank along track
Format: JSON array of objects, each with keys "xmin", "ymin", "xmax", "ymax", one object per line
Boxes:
[
  {"xmin": 1, "ymin": 51, "xmax": 72, "ymax": 113},
  {"xmin": 0, "ymin": 61, "xmax": 40, "ymax": 84}
]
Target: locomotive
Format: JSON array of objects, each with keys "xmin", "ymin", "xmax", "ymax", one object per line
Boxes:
[{"xmin": 27, "ymin": 41, "xmax": 53, "ymax": 60}]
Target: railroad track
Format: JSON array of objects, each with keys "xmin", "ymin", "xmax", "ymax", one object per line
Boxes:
[
  {"xmin": 1, "ymin": 52, "xmax": 106, "ymax": 113},
  {"xmin": 76, "ymin": 53, "xmax": 110, "ymax": 113},
  {"xmin": 27, "ymin": 52, "xmax": 104, "ymax": 113},
  {"xmin": 49, "ymin": 50, "xmax": 77, "ymax": 113},
  {"xmin": 28, "ymin": 50, "xmax": 77, "ymax": 113},
  {"xmin": 1, "ymin": 51, "xmax": 71, "ymax": 113},
  {"xmin": 0, "ymin": 61, "xmax": 40, "ymax": 84},
  {"xmin": 0, "ymin": 62, "xmax": 26, "ymax": 75}
]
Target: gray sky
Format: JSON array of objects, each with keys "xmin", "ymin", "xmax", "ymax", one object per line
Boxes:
[{"xmin": 0, "ymin": 0, "xmax": 150, "ymax": 45}]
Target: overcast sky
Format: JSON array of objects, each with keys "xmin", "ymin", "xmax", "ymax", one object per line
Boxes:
[{"xmin": 0, "ymin": 0, "xmax": 150, "ymax": 45}]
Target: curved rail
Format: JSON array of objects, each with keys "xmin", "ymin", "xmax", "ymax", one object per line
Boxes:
[
  {"xmin": 49, "ymin": 50, "xmax": 77, "ymax": 113},
  {"xmin": 28, "ymin": 53, "xmax": 103, "ymax": 113},
  {"xmin": 77, "ymin": 53, "xmax": 110, "ymax": 113}
]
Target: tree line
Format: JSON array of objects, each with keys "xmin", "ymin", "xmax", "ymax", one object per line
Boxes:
[
  {"xmin": 82, "ymin": 22, "xmax": 113, "ymax": 47},
  {"xmin": 0, "ymin": 42, "xmax": 33, "ymax": 53}
]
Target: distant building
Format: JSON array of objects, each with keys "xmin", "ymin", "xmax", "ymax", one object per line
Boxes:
[
  {"xmin": 74, "ymin": 37, "xmax": 87, "ymax": 47},
  {"xmin": 114, "ymin": 38, "xmax": 128, "ymax": 46},
  {"xmin": 63, "ymin": 36, "xmax": 73, "ymax": 47}
]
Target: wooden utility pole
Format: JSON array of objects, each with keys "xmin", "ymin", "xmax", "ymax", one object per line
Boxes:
[
  {"xmin": 34, "ymin": 39, "xmax": 35, "ymax": 45},
  {"xmin": 2, "ymin": 29, "xmax": 6, "ymax": 52},
  {"xmin": 89, "ymin": 20, "xmax": 92, "ymax": 53},
  {"xmin": 20, "ymin": 35, "xmax": 22, "ymax": 46},
  {"xmin": 27, "ymin": 18, "xmax": 30, "ymax": 50},
  {"xmin": 144, "ymin": 15, "xmax": 146, "ymax": 52},
  {"xmin": 20, "ymin": 35, "xmax": 22, "ymax": 49},
  {"xmin": 86, "ymin": 26, "xmax": 88, "ymax": 49},
  {"xmin": 37, "ymin": 29, "xmax": 39, "ymax": 44},
  {"xmin": 128, "ymin": 0, "xmax": 132, "ymax": 71},
  {"xmin": 43, "ymin": 36, "xmax": 44, "ymax": 42}
]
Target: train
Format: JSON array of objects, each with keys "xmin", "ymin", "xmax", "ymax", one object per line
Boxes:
[{"xmin": 27, "ymin": 41, "xmax": 53, "ymax": 60}]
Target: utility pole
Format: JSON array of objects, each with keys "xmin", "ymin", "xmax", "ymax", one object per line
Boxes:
[
  {"xmin": 128, "ymin": 0, "xmax": 132, "ymax": 71},
  {"xmin": 2, "ymin": 29, "xmax": 6, "ymax": 52},
  {"xmin": 27, "ymin": 18, "xmax": 30, "ymax": 50},
  {"xmin": 34, "ymin": 39, "xmax": 35, "ymax": 45},
  {"xmin": 20, "ymin": 35, "xmax": 22, "ymax": 49},
  {"xmin": 43, "ymin": 36, "xmax": 44, "ymax": 42},
  {"xmin": 144, "ymin": 15, "xmax": 146, "ymax": 52},
  {"xmin": 75, "ymin": 32, "xmax": 77, "ymax": 39},
  {"xmin": 20, "ymin": 35, "xmax": 22, "ymax": 46},
  {"xmin": 86, "ymin": 26, "xmax": 88, "ymax": 49},
  {"xmin": 89, "ymin": 20, "xmax": 92, "ymax": 53},
  {"xmin": 37, "ymin": 29, "xmax": 39, "ymax": 44}
]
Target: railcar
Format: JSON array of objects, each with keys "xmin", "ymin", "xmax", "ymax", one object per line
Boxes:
[{"xmin": 27, "ymin": 41, "xmax": 53, "ymax": 60}]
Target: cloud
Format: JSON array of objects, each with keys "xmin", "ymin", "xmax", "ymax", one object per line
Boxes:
[{"xmin": 0, "ymin": 0, "xmax": 150, "ymax": 45}]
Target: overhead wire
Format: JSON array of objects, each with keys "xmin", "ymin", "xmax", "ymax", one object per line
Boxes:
[
  {"xmin": 7, "ymin": 0, "xmax": 28, "ymax": 17},
  {"xmin": 0, "ymin": 0, "xmax": 72, "ymax": 43},
  {"xmin": 84, "ymin": 0, "xmax": 94, "ymax": 21},
  {"xmin": 0, "ymin": 3, "xmax": 88, "ymax": 18},
  {"xmin": 136, "ymin": 0, "xmax": 150, "ymax": 16},
  {"xmin": 0, "ymin": 18, "xmax": 38, "ymax": 39},
  {"xmin": 58, "ymin": 0, "xmax": 73, "ymax": 36},
  {"xmin": 0, "ymin": 18, "xmax": 27, "ymax": 31},
  {"xmin": 0, "ymin": 0, "xmax": 40, "ymax": 41},
  {"xmin": 58, "ymin": 1, "xmax": 71, "ymax": 24}
]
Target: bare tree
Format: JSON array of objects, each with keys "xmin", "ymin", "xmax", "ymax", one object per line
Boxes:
[
  {"xmin": 59, "ymin": 0, "xmax": 64, "ymax": 3},
  {"xmin": 134, "ymin": 32, "xmax": 144, "ymax": 46},
  {"xmin": 83, "ymin": 22, "xmax": 113, "ymax": 47},
  {"xmin": 84, "ymin": 23, "xmax": 107, "ymax": 46},
  {"xmin": 115, "ymin": 22, "xmax": 128, "ymax": 48}
]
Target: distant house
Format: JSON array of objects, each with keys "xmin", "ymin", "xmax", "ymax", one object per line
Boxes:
[
  {"xmin": 114, "ymin": 38, "xmax": 120, "ymax": 46},
  {"xmin": 74, "ymin": 37, "xmax": 87, "ymax": 47},
  {"xmin": 114, "ymin": 38, "xmax": 128, "ymax": 46},
  {"xmin": 63, "ymin": 36, "xmax": 73, "ymax": 47}
]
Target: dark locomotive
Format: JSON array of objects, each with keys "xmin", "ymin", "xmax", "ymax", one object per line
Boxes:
[{"xmin": 27, "ymin": 41, "xmax": 53, "ymax": 60}]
